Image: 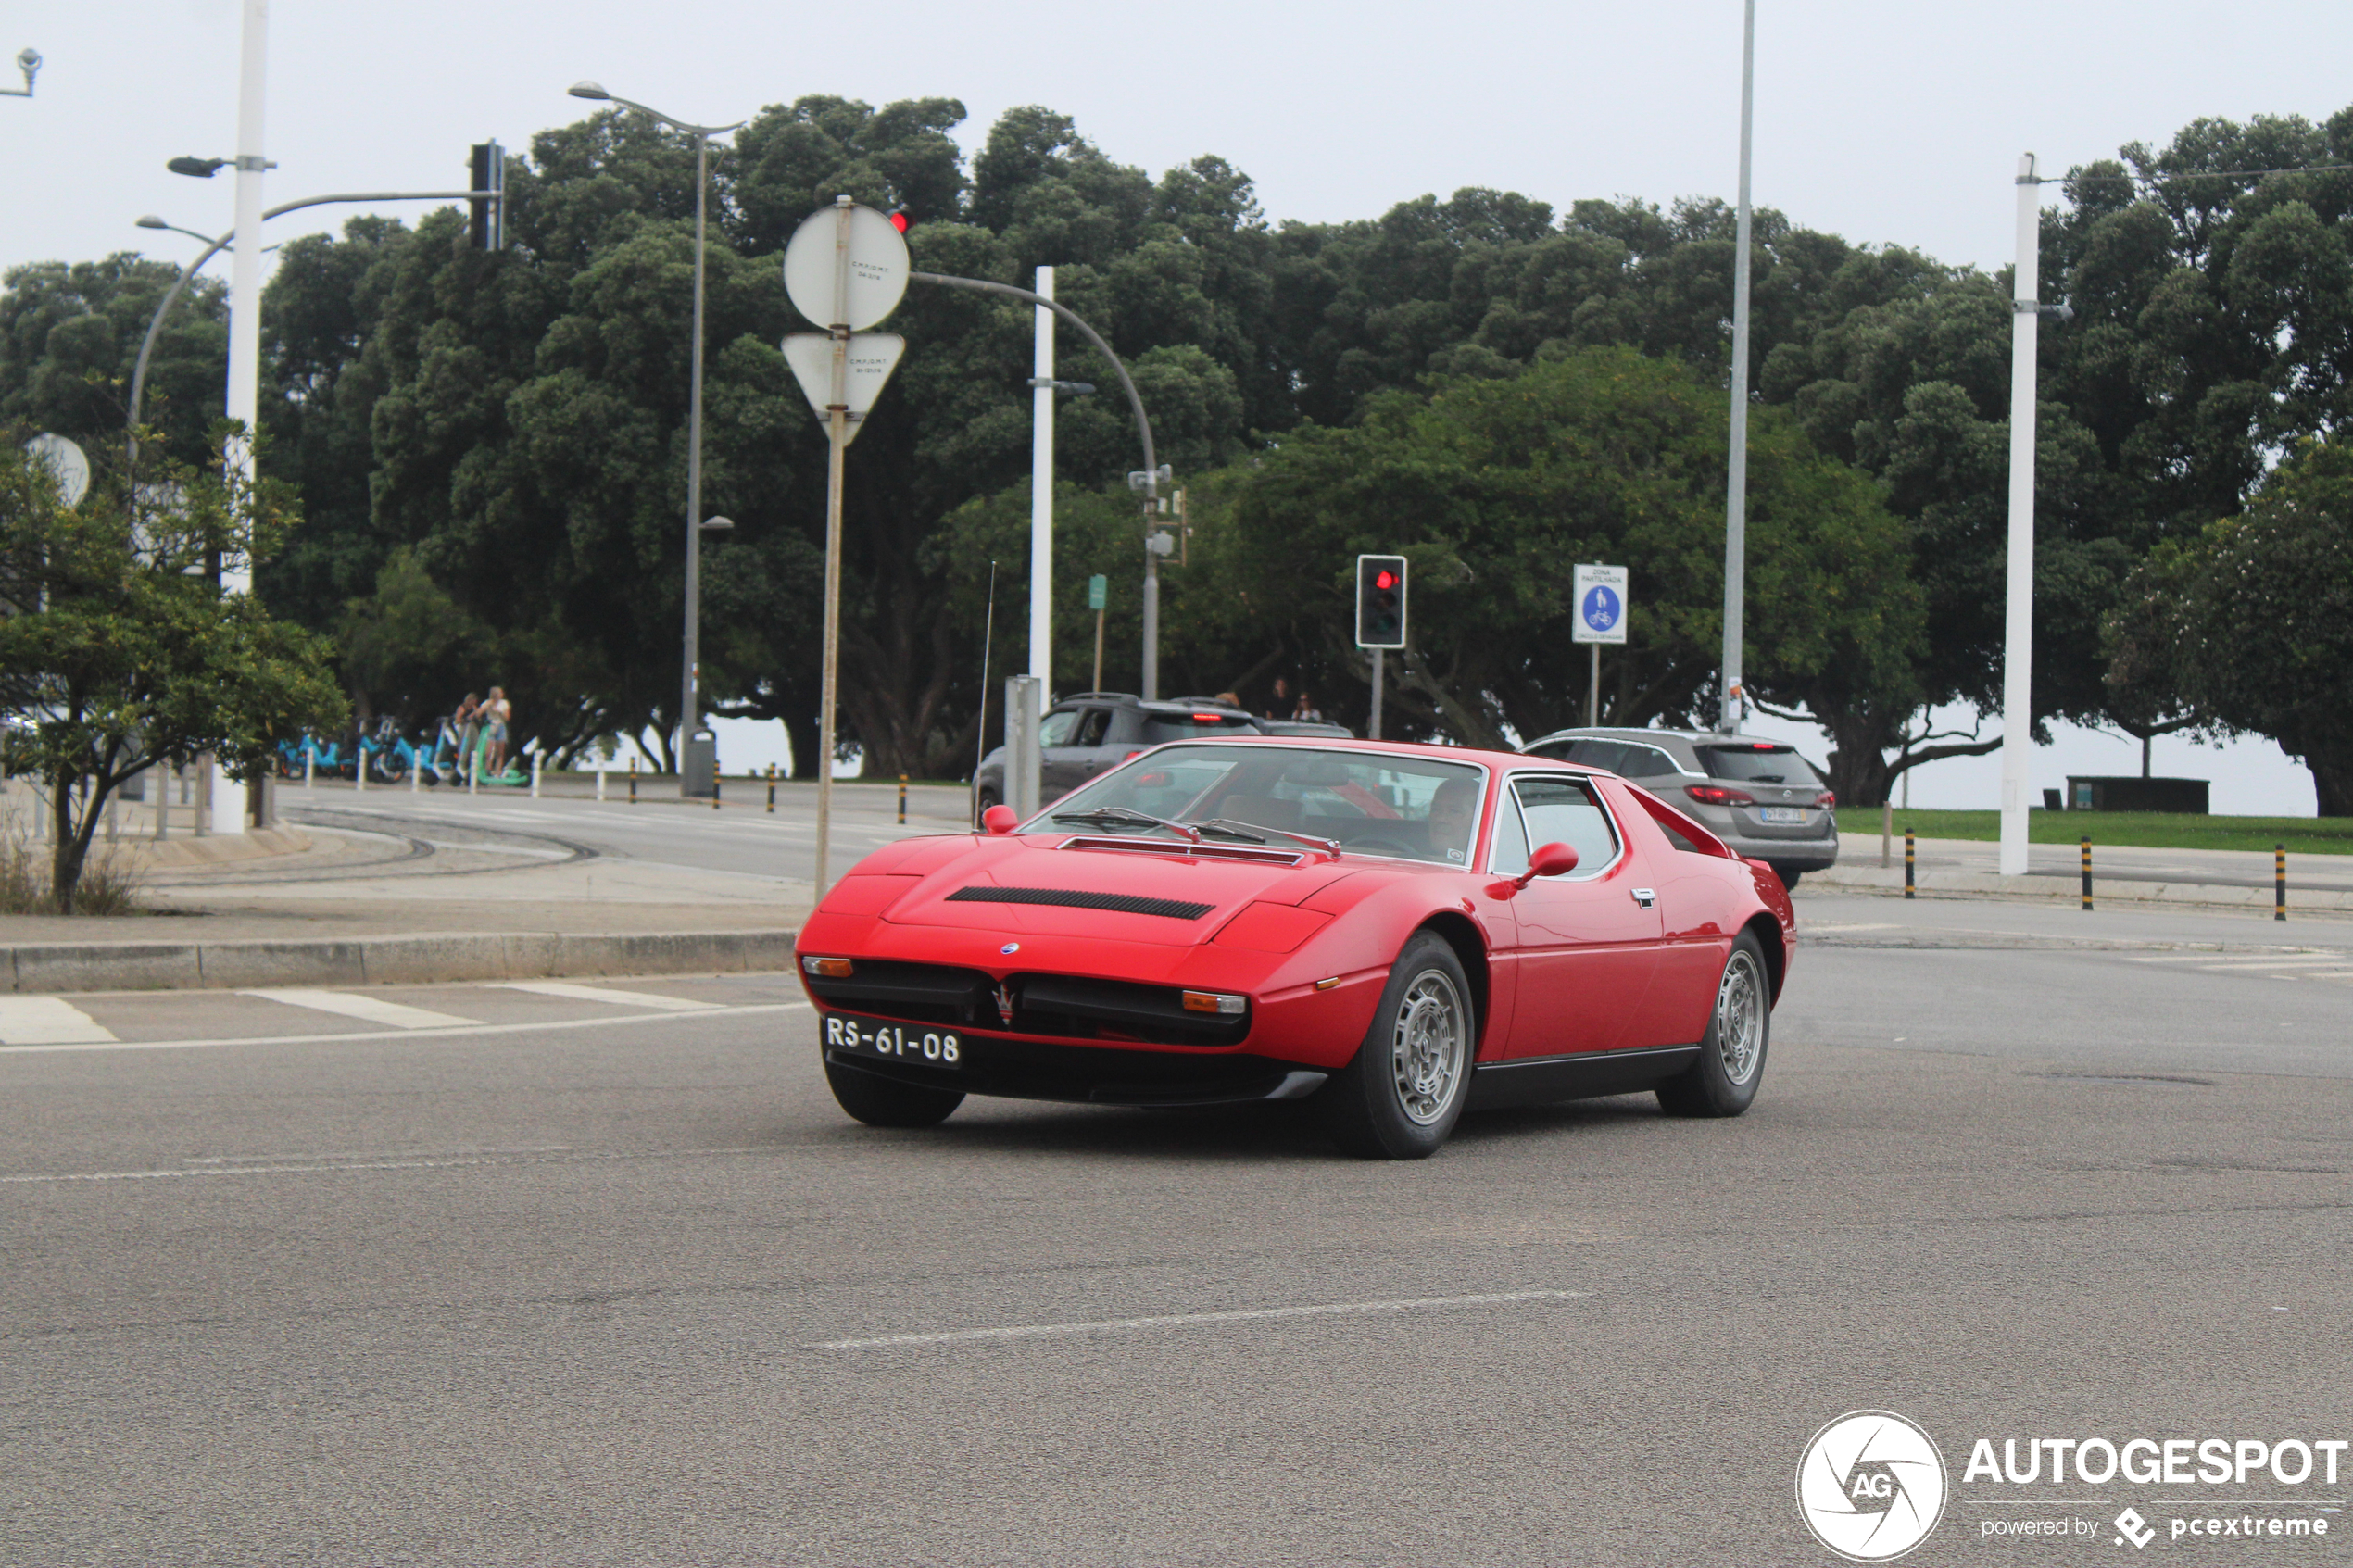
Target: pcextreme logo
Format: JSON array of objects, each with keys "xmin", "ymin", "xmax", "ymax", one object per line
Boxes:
[{"xmin": 1797, "ymin": 1410, "xmax": 1949, "ymax": 1562}]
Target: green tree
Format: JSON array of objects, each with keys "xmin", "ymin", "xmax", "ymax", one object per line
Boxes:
[
  {"xmin": 0, "ymin": 434, "xmax": 347, "ymax": 909},
  {"xmin": 2105, "ymin": 437, "xmax": 2353, "ymax": 814}
]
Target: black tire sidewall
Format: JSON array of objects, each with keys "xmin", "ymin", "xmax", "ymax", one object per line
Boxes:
[
  {"xmin": 1659, "ymin": 929, "xmax": 1770, "ymax": 1117},
  {"xmin": 1327, "ymin": 932, "xmax": 1476, "ymax": 1158}
]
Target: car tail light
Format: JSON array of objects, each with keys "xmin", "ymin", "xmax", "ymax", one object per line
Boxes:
[
  {"xmin": 1815, "ymin": 790, "xmax": 1836, "ymax": 808},
  {"xmin": 801, "ymin": 956, "xmax": 854, "ymax": 977},
  {"xmin": 1684, "ymin": 784, "xmax": 1755, "ymax": 807},
  {"xmin": 1180, "ymin": 989, "xmax": 1249, "ymax": 1015},
  {"xmin": 1123, "ymin": 750, "xmax": 1142, "ymax": 761}
]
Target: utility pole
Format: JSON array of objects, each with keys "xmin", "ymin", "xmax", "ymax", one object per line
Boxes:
[
  {"xmin": 1999, "ymin": 153, "xmax": 2042, "ymax": 878},
  {"xmin": 1718, "ymin": 0, "xmax": 1756, "ymax": 734},
  {"xmin": 1030, "ymin": 266, "xmax": 1054, "ymax": 707}
]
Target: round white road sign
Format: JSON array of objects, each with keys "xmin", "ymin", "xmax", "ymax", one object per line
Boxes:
[
  {"xmin": 782, "ymin": 204, "xmax": 911, "ymax": 332},
  {"xmin": 24, "ymin": 433, "xmax": 91, "ymax": 507}
]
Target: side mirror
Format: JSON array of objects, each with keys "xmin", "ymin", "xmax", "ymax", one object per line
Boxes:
[
  {"xmin": 1515, "ymin": 841, "xmax": 1579, "ymax": 887},
  {"xmin": 981, "ymin": 804, "xmax": 1020, "ymax": 835}
]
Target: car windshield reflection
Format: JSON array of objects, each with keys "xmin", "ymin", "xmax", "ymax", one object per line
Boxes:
[{"xmin": 1036, "ymin": 745, "xmax": 1488, "ymax": 867}]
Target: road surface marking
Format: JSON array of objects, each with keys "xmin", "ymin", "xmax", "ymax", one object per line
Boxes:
[
  {"xmin": 806, "ymin": 1288, "xmax": 1594, "ymax": 1350},
  {"xmin": 0, "ymin": 1145, "xmax": 774, "ymax": 1185},
  {"xmin": 243, "ymin": 989, "xmax": 483, "ymax": 1029},
  {"xmin": 0, "ymin": 997, "xmax": 117, "ymax": 1045},
  {"xmin": 0, "ymin": 999, "xmax": 809, "ymax": 1056},
  {"xmin": 495, "ymin": 981, "xmax": 721, "ymax": 1011}
]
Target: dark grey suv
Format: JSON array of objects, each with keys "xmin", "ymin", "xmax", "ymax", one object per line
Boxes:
[
  {"xmin": 973, "ymin": 694, "xmax": 1262, "ymax": 818},
  {"xmin": 1520, "ymin": 726, "xmax": 1839, "ymax": 887}
]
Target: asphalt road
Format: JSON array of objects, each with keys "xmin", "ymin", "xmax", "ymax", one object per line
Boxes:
[
  {"xmin": 4, "ymin": 893, "xmax": 2349, "ymax": 1566},
  {"xmin": 272, "ymin": 778, "xmax": 969, "ymax": 890}
]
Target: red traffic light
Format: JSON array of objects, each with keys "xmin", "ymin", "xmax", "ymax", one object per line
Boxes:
[
  {"xmin": 1375, "ymin": 570, "xmax": 1395, "ymax": 590},
  {"xmin": 888, "ymin": 210, "xmax": 911, "ymax": 233}
]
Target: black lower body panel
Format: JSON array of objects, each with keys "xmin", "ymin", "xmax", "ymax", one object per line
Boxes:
[
  {"xmin": 823, "ymin": 1027, "xmax": 1327, "ymax": 1109},
  {"xmin": 1466, "ymin": 1044, "xmax": 1701, "ymax": 1110}
]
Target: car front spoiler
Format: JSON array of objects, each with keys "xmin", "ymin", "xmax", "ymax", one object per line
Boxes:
[{"xmin": 823, "ymin": 1041, "xmax": 1327, "ymax": 1109}]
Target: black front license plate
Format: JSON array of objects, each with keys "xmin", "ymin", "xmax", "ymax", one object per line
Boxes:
[{"xmin": 823, "ymin": 1012, "xmax": 963, "ymax": 1068}]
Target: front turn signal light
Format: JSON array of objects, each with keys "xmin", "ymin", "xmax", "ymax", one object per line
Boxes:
[
  {"xmin": 1181, "ymin": 989, "xmax": 1248, "ymax": 1015},
  {"xmin": 801, "ymin": 956, "xmax": 854, "ymax": 977}
]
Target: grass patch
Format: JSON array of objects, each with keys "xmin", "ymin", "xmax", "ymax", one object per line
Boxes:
[
  {"xmin": 1858, "ymin": 809, "xmax": 2353, "ymax": 857},
  {"xmin": 0, "ymin": 822, "xmax": 148, "ymax": 915}
]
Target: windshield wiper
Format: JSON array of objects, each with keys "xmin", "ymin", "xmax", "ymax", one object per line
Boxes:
[
  {"xmin": 1049, "ymin": 807, "xmax": 1201, "ymax": 841},
  {"xmin": 1193, "ymin": 817, "xmax": 1342, "ymax": 857}
]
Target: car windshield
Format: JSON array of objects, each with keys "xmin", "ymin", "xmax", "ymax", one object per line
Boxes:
[
  {"xmin": 1697, "ymin": 743, "xmax": 1824, "ymax": 786},
  {"xmin": 1038, "ymin": 744, "xmax": 1489, "ymax": 866}
]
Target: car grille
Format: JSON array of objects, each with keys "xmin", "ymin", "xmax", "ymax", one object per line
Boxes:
[
  {"xmin": 804, "ymin": 960, "xmax": 1246, "ymax": 1047},
  {"xmin": 801, "ymin": 960, "xmax": 994, "ymax": 1026},
  {"xmin": 946, "ymin": 885, "xmax": 1214, "ymax": 921}
]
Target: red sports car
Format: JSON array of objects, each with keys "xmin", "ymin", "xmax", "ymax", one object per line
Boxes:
[{"xmin": 795, "ymin": 737, "xmax": 1794, "ymax": 1158}]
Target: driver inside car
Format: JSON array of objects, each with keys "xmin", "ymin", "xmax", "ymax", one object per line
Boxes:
[{"xmin": 1427, "ymin": 777, "xmax": 1479, "ymax": 864}]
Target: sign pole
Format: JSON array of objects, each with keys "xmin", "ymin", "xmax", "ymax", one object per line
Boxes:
[
  {"xmin": 1589, "ymin": 644, "xmax": 1600, "ymax": 727},
  {"xmin": 1573, "ymin": 563, "xmax": 1629, "ymax": 721},
  {"xmin": 813, "ymin": 195, "xmax": 853, "ymax": 897},
  {"xmin": 1369, "ymin": 649, "xmax": 1384, "ymax": 740}
]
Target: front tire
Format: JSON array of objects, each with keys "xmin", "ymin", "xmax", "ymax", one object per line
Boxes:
[
  {"xmin": 973, "ymin": 786, "xmax": 1000, "ymax": 827},
  {"xmin": 1656, "ymin": 929, "xmax": 1770, "ymax": 1118},
  {"xmin": 824, "ymin": 1056, "xmax": 964, "ymax": 1128},
  {"xmin": 1322, "ymin": 932, "xmax": 1475, "ymax": 1159}
]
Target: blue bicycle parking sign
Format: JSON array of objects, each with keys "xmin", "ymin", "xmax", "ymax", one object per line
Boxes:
[
  {"xmin": 1580, "ymin": 584, "xmax": 1620, "ymax": 633},
  {"xmin": 1571, "ymin": 564, "xmax": 1629, "ymax": 645}
]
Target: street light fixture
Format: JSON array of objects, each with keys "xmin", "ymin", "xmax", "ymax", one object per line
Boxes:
[
  {"xmin": 168, "ymin": 156, "xmax": 233, "ymax": 178},
  {"xmin": 137, "ymin": 215, "xmax": 227, "ymax": 247},
  {"xmin": 567, "ymin": 80, "xmax": 746, "ymax": 797},
  {"xmin": 3, "ymin": 47, "xmax": 39, "ymax": 97}
]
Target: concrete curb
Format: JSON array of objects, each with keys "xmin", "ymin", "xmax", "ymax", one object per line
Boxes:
[
  {"xmin": 1808, "ymin": 863, "xmax": 2353, "ymax": 913},
  {"xmin": 0, "ymin": 928, "xmax": 799, "ymax": 995}
]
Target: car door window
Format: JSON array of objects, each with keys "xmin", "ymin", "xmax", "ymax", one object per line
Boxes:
[
  {"xmin": 1038, "ymin": 710, "xmax": 1078, "ymax": 747},
  {"xmin": 1072, "ymin": 709, "xmax": 1113, "ymax": 747},
  {"xmin": 1511, "ymin": 775, "xmax": 1618, "ymax": 879},
  {"xmin": 1613, "ymin": 742, "xmax": 1680, "ymax": 780},
  {"xmin": 1567, "ymin": 739, "xmax": 1629, "ymax": 774}
]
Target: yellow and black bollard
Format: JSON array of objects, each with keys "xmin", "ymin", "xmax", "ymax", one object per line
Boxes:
[
  {"xmin": 713, "ymin": 772, "xmax": 722, "ymax": 810},
  {"xmin": 628, "ymin": 756, "xmax": 637, "ymax": 805},
  {"xmin": 767, "ymin": 763, "xmax": 777, "ymax": 814},
  {"xmin": 1904, "ymin": 829, "xmax": 1915, "ymax": 899},
  {"xmin": 2081, "ymin": 835, "xmax": 2093, "ymax": 911},
  {"xmin": 899, "ymin": 773, "xmax": 908, "ymax": 825},
  {"xmin": 2276, "ymin": 843, "xmax": 2287, "ymax": 922}
]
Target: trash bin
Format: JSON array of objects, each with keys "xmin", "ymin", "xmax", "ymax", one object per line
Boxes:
[{"xmin": 684, "ymin": 730, "xmax": 717, "ymax": 799}]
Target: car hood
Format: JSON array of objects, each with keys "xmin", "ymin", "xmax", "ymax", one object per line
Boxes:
[{"xmin": 830, "ymin": 831, "xmax": 1372, "ymax": 946}]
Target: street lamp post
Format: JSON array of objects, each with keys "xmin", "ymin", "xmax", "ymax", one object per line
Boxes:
[
  {"xmin": 568, "ymin": 82, "xmax": 745, "ymax": 797},
  {"xmin": 125, "ymin": 190, "xmax": 497, "ymax": 475},
  {"xmin": 1718, "ymin": 0, "xmax": 1757, "ymax": 734}
]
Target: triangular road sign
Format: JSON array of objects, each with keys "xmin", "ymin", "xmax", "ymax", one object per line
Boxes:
[{"xmin": 782, "ymin": 332, "xmax": 906, "ymax": 445}]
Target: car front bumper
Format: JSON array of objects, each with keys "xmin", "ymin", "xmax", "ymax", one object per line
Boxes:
[{"xmin": 821, "ymin": 1026, "xmax": 1327, "ymax": 1108}]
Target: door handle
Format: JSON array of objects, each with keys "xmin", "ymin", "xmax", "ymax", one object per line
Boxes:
[{"xmin": 1631, "ymin": 888, "xmax": 1656, "ymax": 909}]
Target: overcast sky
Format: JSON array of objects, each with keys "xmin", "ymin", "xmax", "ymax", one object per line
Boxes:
[
  {"xmin": 11, "ymin": 0, "xmax": 2350, "ymax": 276},
  {"xmin": 8, "ymin": 0, "xmax": 2345, "ymax": 810}
]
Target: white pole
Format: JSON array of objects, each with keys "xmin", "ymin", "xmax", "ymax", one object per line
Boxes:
[
  {"xmin": 1999, "ymin": 152, "xmax": 2041, "ymax": 878},
  {"xmin": 597, "ymin": 754, "xmax": 607, "ymax": 802},
  {"xmin": 409, "ymin": 746, "xmax": 420, "ymax": 793},
  {"xmin": 813, "ymin": 196, "xmax": 853, "ymax": 896},
  {"xmin": 304, "ymin": 743, "xmax": 314, "ymax": 788},
  {"xmin": 531, "ymin": 748, "xmax": 542, "ymax": 798},
  {"xmin": 1030, "ymin": 267, "xmax": 1055, "ymax": 695},
  {"xmin": 209, "ymin": 0, "xmax": 268, "ymax": 835},
  {"xmin": 355, "ymin": 746, "xmax": 366, "ymax": 792},
  {"xmin": 1718, "ymin": 0, "xmax": 1756, "ymax": 734}
]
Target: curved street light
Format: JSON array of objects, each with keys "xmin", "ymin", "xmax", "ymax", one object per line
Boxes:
[
  {"xmin": 125, "ymin": 189, "xmax": 494, "ymax": 474},
  {"xmin": 570, "ymin": 81, "xmax": 747, "ymax": 794}
]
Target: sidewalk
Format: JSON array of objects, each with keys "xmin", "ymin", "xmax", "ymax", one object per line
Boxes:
[
  {"xmin": 0, "ymin": 813, "xmax": 810, "ymax": 994},
  {"xmin": 1811, "ymin": 833, "xmax": 2353, "ymax": 914}
]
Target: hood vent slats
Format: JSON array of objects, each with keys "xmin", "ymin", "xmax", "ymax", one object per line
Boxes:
[{"xmin": 946, "ymin": 885, "xmax": 1214, "ymax": 921}]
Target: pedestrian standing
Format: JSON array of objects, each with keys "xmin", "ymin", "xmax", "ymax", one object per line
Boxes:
[
  {"xmin": 1264, "ymin": 678, "xmax": 1290, "ymax": 720},
  {"xmin": 484, "ymin": 686, "xmax": 511, "ymax": 778}
]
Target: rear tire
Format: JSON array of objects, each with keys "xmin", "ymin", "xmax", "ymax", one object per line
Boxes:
[
  {"xmin": 824, "ymin": 1056, "xmax": 964, "ymax": 1128},
  {"xmin": 974, "ymin": 786, "xmax": 1000, "ymax": 827},
  {"xmin": 1321, "ymin": 932, "xmax": 1475, "ymax": 1159},
  {"xmin": 1656, "ymin": 929, "xmax": 1770, "ymax": 1118},
  {"xmin": 1768, "ymin": 864, "xmax": 1804, "ymax": 891}
]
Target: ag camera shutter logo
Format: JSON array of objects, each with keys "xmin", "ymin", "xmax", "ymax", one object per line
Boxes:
[{"xmin": 1796, "ymin": 1410, "xmax": 1947, "ymax": 1561}]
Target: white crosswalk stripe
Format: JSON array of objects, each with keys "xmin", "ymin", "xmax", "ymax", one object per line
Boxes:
[
  {"xmin": 0, "ymin": 996, "xmax": 117, "ymax": 1045},
  {"xmin": 242, "ymin": 989, "xmax": 483, "ymax": 1030},
  {"xmin": 494, "ymin": 981, "xmax": 720, "ymax": 1011}
]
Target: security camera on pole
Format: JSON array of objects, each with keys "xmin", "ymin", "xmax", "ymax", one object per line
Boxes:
[
  {"xmin": 1572, "ymin": 564, "xmax": 1628, "ymax": 726},
  {"xmin": 781, "ymin": 198, "xmax": 910, "ymax": 895}
]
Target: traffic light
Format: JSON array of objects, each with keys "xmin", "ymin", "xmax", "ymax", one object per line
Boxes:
[
  {"xmin": 1355, "ymin": 554, "xmax": 1406, "ymax": 648},
  {"xmin": 469, "ymin": 141, "xmax": 505, "ymax": 251}
]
